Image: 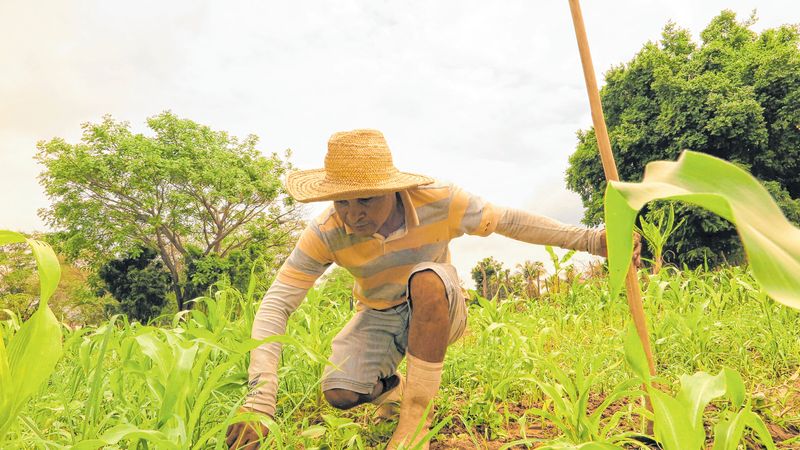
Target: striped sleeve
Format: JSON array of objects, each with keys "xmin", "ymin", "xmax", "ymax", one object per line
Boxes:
[
  {"xmin": 448, "ymin": 184, "xmax": 501, "ymax": 238},
  {"xmin": 276, "ymin": 221, "xmax": 334, "ymax": 289}
]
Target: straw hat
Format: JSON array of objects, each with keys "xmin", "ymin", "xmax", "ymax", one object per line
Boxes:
[{"xmin": 286, "ymin": 129, "xmax": 434, "ymax": 202}]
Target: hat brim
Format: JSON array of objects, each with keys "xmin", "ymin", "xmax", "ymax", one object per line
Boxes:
[{"xmin": 286, "ymin": 169, "xmax": 435, "ymax": 202}]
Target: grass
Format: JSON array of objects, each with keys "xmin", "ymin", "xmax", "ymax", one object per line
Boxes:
[{"xmin": 1, "ymin": 264, "xmax": 799, "ymax": 449}]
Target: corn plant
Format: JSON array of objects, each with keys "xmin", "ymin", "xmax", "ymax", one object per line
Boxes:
[
  {"xmin": 0, "ymin": 230, "xmax": 63, "ymax": 440},
  {"xmin": 3, "ymin": 222, "xmax": 798, "ymax": 447},
  {"xmin": 544, "ymin": 246, "xmax": 576, "ymax": 296},
  {"xmin": 604, "ymin": 150, "xmax": 800, "ymax": 308},
  {"xmin": 526, "ymin": 357, "xmax": 644, "ymax": 447},
  {"xmin": 634, "ymin": 203, "xmax": 685, "ymax": 274},
  {"xmin": 623, "ymin": 325, "xmax": 776, "ymax": 449}
]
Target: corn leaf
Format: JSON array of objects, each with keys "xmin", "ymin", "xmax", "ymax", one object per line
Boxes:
[
  {"xmin": 649, "ymin": 388, "xmax": 702, "ymax": 450},
  {"xmin": 0, "ymin": 330, "xmax": 9, "ymax": 426},
  {"xmin": 623, "ymin": 325, "xmax": 650, "ymax": 384},
  {"xmin": 0, "ymin": 231, "xmax": 61, "ymax": 307},
  {"xmin": 25, "ymin": 239, "xmax": 61, "ymax": 307},
  {"xmin": 676, "ymin": 371, "xmax": 727, "ymax": 433},
  {"xmin": 743, "ymin": 410, "xmax": 777, "ymax": 450},
  {"xmin": 723, "ymin": 368, "xmax": 745, "ymax": 409},
  {"xmin": 0, "ymin": 231, "xmax": 27, "ymax": 246},
  {"xmin": 71, "ymin": 423, "xmax": 180, "ymax": 450},
  {"xmin": 604, "ymin": 151, "xmax": 800, "ymax": 309},
  {"xmin": 0, "ymin": 231, "xmax": 64, "ymax": 439},
  {"xmin": 712, "ymin": 409, "xmax": 749, "ymax": 450}
]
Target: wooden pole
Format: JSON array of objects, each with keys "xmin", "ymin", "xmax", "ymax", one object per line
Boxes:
[{"xmin": 566, "ymin": 0, "xmax": 657, "ymax": 378}]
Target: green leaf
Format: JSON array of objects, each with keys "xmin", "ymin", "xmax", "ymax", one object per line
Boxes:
[
  {"xmin": 712, "ymin": 409, "xmax": 749, "ymax": 450},
  {"xmin": 576, "ymin": 444, "xmax": 622, "ymax": 450},
  {"xmin": 0, "ymin": 232, "xmax": 64, "ymax": 439},
  {"xmin": 25, "ymin": 239, "xmax": 61, "ymax": 307},
  {"xmin": 604, "ymin": 151, "xmax": 800, "ymax": 308},
  {"xmin": 300, "ymin": 425, "xmax": 326, "ymax": 439},
  {"xmin": 0, "ymin": 329, "xmax": 10, "ymax": 426},
  {"xmin": 0, "ymin": 230, "xmax": 26, "ymax": 245},
  {"xmin": 71, "ymin": 423, "xmax": 180, "ymax": 450},
  {"xmin": 649, "ymin": 388, "xmax": 703, "ymax": 450},
  {"xmin": 676, "ymin": 371, "xmax": 726, "ymax": 430},
  {"xmin": 712, "ymin": 407, "xmax": 776, "ymax": 450},
  {"xmin": 158, "ymin": 338, "xmax": 198, "ymax": 428},
  {"xmin": 723, "ymin": 368, "xmax": 745, "ymax": 408},
  {"xmin": 4, "ymin": 306, "xmax": 63, "ymax": 402},
  {"xmin": 623, "ymin": 325, "xmax": 650, "ymax": 383},
  {"xmin": 743, "ymin": 410, "xmax": 777, "ymax": 450},
  {"xmin": 537, "ymin": 443, "xmax": 623, "ymax": 450},
  {"xmin": 0, "ymin": 232, "xmax": 61, "ymax": 307}
]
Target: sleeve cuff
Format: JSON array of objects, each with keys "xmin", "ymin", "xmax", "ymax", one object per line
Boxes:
[{"xmin": 242, "ymin": 398, "xmax": 276, "ymax": 418}]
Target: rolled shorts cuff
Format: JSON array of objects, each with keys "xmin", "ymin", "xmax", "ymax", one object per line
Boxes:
[
  {"xmin": 408, "ymin": 262, "xmax": 455, "ymax": 293},
  {"xmin": 321, "ymin": 377, "xmax": 375, "ymax": 394}
]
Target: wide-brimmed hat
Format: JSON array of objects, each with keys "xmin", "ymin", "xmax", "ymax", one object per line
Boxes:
[{"xmin": 286, "ymin": 129, "xmax": 434, "ymax": 202}]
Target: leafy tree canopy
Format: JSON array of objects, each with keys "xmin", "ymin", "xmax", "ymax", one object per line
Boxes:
[
  {"xmin": 98, "ymin": 247, "xmax": 171, "ymax": 323},
  {"xmin": 36, "ymin": 112, "xmax": 302, "ymax": 309},
  {"xmin": 566, "ymin": 11, "xmax": 800, "ymax": 267}
]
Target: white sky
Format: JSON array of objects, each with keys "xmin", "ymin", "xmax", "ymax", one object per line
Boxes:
[{"xmin": 2, "ymin": 0, "xmax": 798, "ymax": 286}]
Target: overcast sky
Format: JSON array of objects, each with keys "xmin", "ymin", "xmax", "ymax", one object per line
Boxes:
[{"xmin": 2, "ymin": 0, "xmax": 798, "ymax": 286}]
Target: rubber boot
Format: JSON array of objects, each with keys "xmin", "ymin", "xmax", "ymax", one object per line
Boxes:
[{"xmin": 387, "ymin": 354, "xmax": 443, "ymax": 450}]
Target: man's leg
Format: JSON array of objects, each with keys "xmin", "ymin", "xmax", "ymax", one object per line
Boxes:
[
  {"xmin": 323, "ymin": 374, "xmax": 400, "ymax": 410},
  {"xmin": 388, "ymin": 269, "xmax": 451, "ymax": 450},
  {"xmin": 407, "ymin": 270, "xmax": 450, "ymax": 361},
  {"xmin": 320, "ymin": 306, "xmax": 406, "ymax": 411}
]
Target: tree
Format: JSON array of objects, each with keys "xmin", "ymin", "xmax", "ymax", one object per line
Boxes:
[
  {"xmin": 566, "ymin": 11, "xmax": 800, "ymax": 268},
  {"xmin": 470, "ymin": 257, "xmax": 508, "ymax": 300},
  {"xmin": 98, "ymin": 247, "xmax": 171, "ymax": 322},
  {"xmin": 36, "ymin": 112, "xmax": 302, "ymax": 309},
  {"xmin": 0, "ymin": 242, "xmax": 37, "ymax": 320},
  {"xmin": 515, "ymin": 260, "xmax": 546, "ymax": 299}
]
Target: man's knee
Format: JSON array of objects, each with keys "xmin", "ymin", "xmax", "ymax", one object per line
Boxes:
[
  {"xmin": 323, "ymin": 388, "xmax": 361, "ymax": 410},
  {"xmin": 408, "ymin": 270, "xmax": 447, "ymax": 312}
]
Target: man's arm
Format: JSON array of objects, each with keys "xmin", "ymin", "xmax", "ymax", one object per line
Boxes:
[
  {"xmin": 242, "ymin": 279, "xmax": 309, "ymax": 416},
  {"xmin": 493, "ymin": 206, "xmax": 604, "ymax": 255}
]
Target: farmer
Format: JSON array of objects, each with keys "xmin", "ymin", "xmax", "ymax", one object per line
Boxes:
[{"xmin": 226, "ymin": 129, "xmax": 638, "ymax": 449}]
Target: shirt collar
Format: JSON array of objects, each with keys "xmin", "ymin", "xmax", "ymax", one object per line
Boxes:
[{"xmin": 399, "ymin": 190, "xmax": 419, "ymax": 229}]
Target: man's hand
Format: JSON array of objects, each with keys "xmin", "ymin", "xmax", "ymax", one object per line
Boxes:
[
  {"xmin": 597, "ymin": 230, "xmax": 642, "ymax": 268},
  {"xmin": 225, "ymin": 407, "xmax": 270, "ymax": 449}
]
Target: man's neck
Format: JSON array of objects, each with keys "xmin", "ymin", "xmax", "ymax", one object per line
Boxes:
[{"xmin": 377, "ymin": 193, "xmax": 404, "ymax": 238}]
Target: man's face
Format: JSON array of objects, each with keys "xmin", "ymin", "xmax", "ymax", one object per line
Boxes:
[{"xmin": 333, "ymin": 193, "xmax": 395, "ymax": 237}]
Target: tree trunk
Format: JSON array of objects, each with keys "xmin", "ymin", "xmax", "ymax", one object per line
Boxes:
[
  {"xmin": 155, "ymin": 230, "xmax": 186, "ymax": 310},
  {"xmin": 172, "ymin": 282, "xmax": 185, "ymax": 310},
  {"xmin": 480, "ymin": 266, "xmax": 487, "ymax": 298}
]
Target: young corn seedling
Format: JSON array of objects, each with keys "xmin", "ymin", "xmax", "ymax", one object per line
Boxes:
[
  {"xmin": 624, "ymin": 325, "xmax": 776, "ymax": 449},
  {"xmin": 527, "ymin": 356, "xmax": 644, "ymax": 448},
  {"xmin": 544, "ymin": 246, "xmax": 576, "ymax": 296},
  {"xmin": 634, "ymin": 203, "xmax": 685, "ymax": 275}
]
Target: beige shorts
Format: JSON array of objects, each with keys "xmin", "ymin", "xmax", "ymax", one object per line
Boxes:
[{"xmin": 320, "ymin": 262, "xmax": 467, "ymax": 394}]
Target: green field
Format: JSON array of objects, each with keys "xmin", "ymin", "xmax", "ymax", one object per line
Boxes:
[{"xmin": 2, "ymin": 263, "xmax": 798, "ymax": 449}]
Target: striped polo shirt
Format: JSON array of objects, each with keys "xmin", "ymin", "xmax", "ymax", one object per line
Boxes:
[{"xmin": 276, "ymin": 181, "xmax": 500, "ymax": 310}]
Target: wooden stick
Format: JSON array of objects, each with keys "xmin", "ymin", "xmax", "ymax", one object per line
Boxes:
[{"xmin": 567, "ymin": 0, "xmax": 657, "ymax": 377}]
